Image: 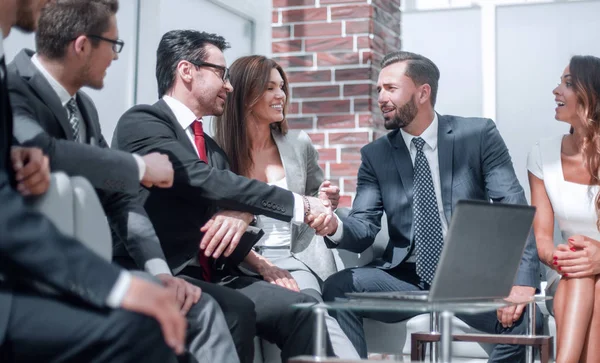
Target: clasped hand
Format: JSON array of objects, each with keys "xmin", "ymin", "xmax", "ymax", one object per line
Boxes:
[
  {"xmin": 304, "ymin": 195, "xmax": 338, "ymax": 236},
  {"xmin": 552, "ymin": 234, "xmax": 600, "ymax": 278}
]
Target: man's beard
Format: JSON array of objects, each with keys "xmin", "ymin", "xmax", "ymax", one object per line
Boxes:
[{"xmin": 383, "ymin": 96, "xmax": 418, "ymax": 130}]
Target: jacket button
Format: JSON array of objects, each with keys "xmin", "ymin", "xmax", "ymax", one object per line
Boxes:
[
  {"xmin": 262, "ymin": 201, "xmax": 267, "ymax": 207},
  {"xmin": 267, "ymin": 202, "xmax": 272, "ymax": 208},
  {"xmin": 281, "ymin": 207, "xmax": 286, "ymax": 213}
]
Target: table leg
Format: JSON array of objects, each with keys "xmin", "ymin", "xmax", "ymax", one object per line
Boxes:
[
  {"xmin": 440, "ymin": 311, "xmax": 453, "ymax": 363},
  {"xmin": 313, "ymin": 305, "xmax": 327, "ymax": 358},
  {"xmin": 430, "ymin": 311, "xmax": 439, "ymax": 362},
  {"xmin": 526, "ymin": 301, "xmax": 536, "ymax": 363}
]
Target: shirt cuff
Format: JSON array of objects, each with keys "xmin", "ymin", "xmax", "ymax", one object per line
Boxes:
[
  {"xmin": 106, "ymin": 270, "xmax": 132, "ymax": 308},
  {"xmin": 132, "ymin": 154, "xmax": 146, "ymax": 181},
  {"xmin": 292, "ymin": 193, "xmax": 305, "ymax": 225},
  {"xmin": 145, "ymin": 258, "xmax": 172, "ymax": 276},
  {"xmin": 327, "ymin": 214, "xmax": 344, "ymax": 243}
]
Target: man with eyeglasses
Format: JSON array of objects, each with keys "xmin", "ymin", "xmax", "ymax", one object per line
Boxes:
[
  {"xmin": 113, "ymin": 29, "xmax": 337, "ymax": 363},
  {"xmin": 6, "ymin": 1, "xmax": 241, "ymax": 362}
]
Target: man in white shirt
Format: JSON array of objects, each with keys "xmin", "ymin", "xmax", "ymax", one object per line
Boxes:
[
  {"xmin": 320, "ymin": 51, "xmax": 542, "ymax": 362},
  {"xmin": 0, "ymin": 0, "xmax": 186, "ymax": 362},
  {"xmin": 6, "ymin": 1, "xmax": 239, "ymax": 362}
]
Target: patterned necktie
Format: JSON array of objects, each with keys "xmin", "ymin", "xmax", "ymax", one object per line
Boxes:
[
  {"xmin": 412, "ymin": 137, "xmax": 444, "ymax": 285},
  {"xmin": 65, "ymin": 98, "xmax": 80, "ymax": 141},
  {"xmin": 191, "ymin": 119, "xmax": 212, "ymax": 281}
]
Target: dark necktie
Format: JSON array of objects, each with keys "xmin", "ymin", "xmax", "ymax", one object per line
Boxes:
[
  {"xmin": 192, "ymin": 119, "xmax": 211, "ymax": 281},
  {"xmin": 65, "ymin": 98, "xmax": 80, "ymax": 141},
  {"xmin": 412, "ymin": 137, "xmax": 444, "ymax": 284}
]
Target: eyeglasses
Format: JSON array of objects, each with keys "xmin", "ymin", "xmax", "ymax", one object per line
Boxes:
[
  {"xmin": 87, "ymin": 35, "xmax": 125, "ymax": 53},
  {"xmin": 188, "ymin": 60, "xmax": 230, "ymax": 83}
]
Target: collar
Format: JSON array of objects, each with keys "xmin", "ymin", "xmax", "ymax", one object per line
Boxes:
[
  {"xmin": 162, "ymin": 95, "xmax": 201, "ymax": 130},
  {"xmin": 400, "ymin": 112, "xmax": 439, "ymax": 152},
  {"xmin": 31, "ymin": 53, "xmax": 74, "ymax": 106}
]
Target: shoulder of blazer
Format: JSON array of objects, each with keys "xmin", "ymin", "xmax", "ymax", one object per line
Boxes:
[
  {"xmin": 118, "ymin": 101, "xmax": 176, "ymax": 129},
  {"xmin": 360, "ymin": 129, "xmax": 396, "ymax": 157}
]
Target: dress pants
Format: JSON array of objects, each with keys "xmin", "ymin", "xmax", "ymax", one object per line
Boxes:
[
  {"xmin": 258, "ymin": 248, "xmax": 360, "ymax": 360},
  {"xmin": 0, "ymin": 288, "xmax": 177, "ymax": 363},
  {"xmin": 180, "ymin": 266, "xmax": 335, "ymax": 363},
  {"xmin": 322, "ymin": 264, "xmax": 543, "ymax": 362}
]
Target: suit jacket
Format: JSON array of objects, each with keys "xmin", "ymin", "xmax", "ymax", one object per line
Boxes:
[
  {"xmin": 6, "ymin": 49, "xmax": 168, "ymax": 273},
  {"xmin": 0, "ymin": 55, "xmax": 120, "ymax": 346},
  {"xmin": 327, "ymin": 114, "xmax": 540, "ymax": 289},
  {"xmin": 112, "ymin": 99, "xmax": 296, "ymax": 272},
  {"xmin": 272, "ymin": 129, "xmax": 337, "ymax": 280}
]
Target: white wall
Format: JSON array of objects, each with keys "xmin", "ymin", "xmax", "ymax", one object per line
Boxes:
[
  {"xmin": 3, "ymin": 0, "xmax": 271, "ymax": 143},
  {"xmin": 402, "ymin": 7, "xmax": 483, "ymax": 118},
  {"xmin": 402, "ymin": 0, "xmax": 600, "ymax": 197}
]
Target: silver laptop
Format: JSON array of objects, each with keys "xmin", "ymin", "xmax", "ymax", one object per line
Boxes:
[{"xmin": 346, "ymin": 200, "xmax": 536, "ymax": 302}]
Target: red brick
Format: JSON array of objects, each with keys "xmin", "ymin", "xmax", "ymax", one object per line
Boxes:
[
  {"xmin": 329, "ymin": 131, "xmax": 369, "ymax": 145},
  {"xmin": 370, "ymin": 34, "xmax": 385, "ymax": 54},
  {"xmin": 273, "ymin": 0, "xmax": 316, "ymax": 7},
  {"xmin": 330, "ymin": 162, "xmax": 361, "ymax": 177},
  {"xmin": 272, "ymin": 25, "xmax": 291, "ymax": 39},
  {"xmin": 331, "ymin": 4, "xmax": 372, "ymax": 20},
  {"xmin": 305, "ymin": 37, "xmax": 353, "ymax": 52},
  {"xmin": 341, "ymin": 147, "xmax": 362, "ymax": 161},
  {"xmin": 373, "ymin": 4, "xmax": 400, "ymax": 25},
  {"xmin": 354, "ymin": 97, "xmax": 371, "ymax": 112},
  {"xmin": 372, "ymin": 0, "xmax": 400, "ymax": 15},
  {"xmin": 273, "ymin": 11, "xmax": 279, "ymax": 24},
  {"xmin": 317, "ymin": 52, "xmax": 360, "ymax": 66},
  {"xmin": 287, "ymin": 70, "xmax": 331, "ymax": 83},
  {"xmin": 317, "ymin": 148, "xmax": 337, "ymax": 161},
  {"xmin": 356, "ymin": 35, "xmax": 370, "ymax": 49},
  {"xmin": 272, "ymin": 39, "xmax": 303, "ymax": 53},
  {"xmin": 273, "ymin": 55, "xmax": 313, "ymax": 68},
  {"xmin": 289, "ymin": 102, "xmax": 300, "ymax": 114},
  {"xmin": 344, "ymin": 83, "xmax": 371, "ymax": 97},
  {"xmin": 321, "ymin": 0, "xmax": 368, "ymax": 3},
  {"xmin": 344, "ymin": 178, "xmax": 357, "ymax": 193},
  {"xmin": 346, "ymin": 20, "xmax": 371, "ymax": 34},
  {"xmin": 335, "ymin": 67, "xmax": 371, "ymax": 81},
  {"xmin": 303, "ymin": 100, "xmax": 350, "ymax": 114},
  {"xmin": 338, "ymin": 195, "xmax": 353, "ymax": 208},
  {"xmin": 287, "ymin": 116, "xmax": 313, "ymax": 129},
  {"xmin": 293, "ymin": 85, "xmax": 340, "ymax": 98},
  {"xmin": 295, "ymin": 22, "xmax": 342, "ymax": 37},
  {"xmin": 317, "ymin": 115, "xmax": 355, "ymax": 129},
  {"xmin": 307, "ymin": 132, "xmax": 325, "ymax": 146},
  {"xmin": 358, "ymin": 113, "xmax": 374, "ymax": 127},
  {"xmin": 281, "ymin": 8, "xmax": 327, "ymax": 23}
]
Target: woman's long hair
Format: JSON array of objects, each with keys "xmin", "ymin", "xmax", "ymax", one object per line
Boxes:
[
  {"xmin": 570, "ymin": 55, "xmax": 600, "ymax": 229},
  {"xmin": 214, "ymin": 55, "xmax": 289, "ymax": 176}
]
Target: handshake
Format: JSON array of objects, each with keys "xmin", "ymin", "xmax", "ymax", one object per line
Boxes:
[{"xmin": 303, "ymin": 180, "xmax": 340, "ymax": 237}]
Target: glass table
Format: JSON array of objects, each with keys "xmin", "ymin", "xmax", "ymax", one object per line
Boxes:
[{"xmin": 292, "ymin": 296, "xmax": 551, "ymax": 363}]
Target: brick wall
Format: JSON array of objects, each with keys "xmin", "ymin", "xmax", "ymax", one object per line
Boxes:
[{"xmin": 272, "ymin": 0, "xmax": 401, "ymax": 207}]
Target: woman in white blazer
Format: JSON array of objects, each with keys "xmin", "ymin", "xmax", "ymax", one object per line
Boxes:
[{"xmin": 215, "ymin": 55, "xmax": 358, "ymax": 359}]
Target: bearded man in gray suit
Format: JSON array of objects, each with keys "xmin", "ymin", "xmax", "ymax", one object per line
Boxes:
[{"xmin": 320, "ymin": 51, "xmax": 542, "ymax": 362}]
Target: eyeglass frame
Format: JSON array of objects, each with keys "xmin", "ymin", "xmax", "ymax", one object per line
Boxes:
[
  {"xmin": 187, "ymin": 60, "xmax": 230, "ymax": 83},
  {"xmin": 85, "ymin": 34, "xmax": 125, "ymax": 53}
]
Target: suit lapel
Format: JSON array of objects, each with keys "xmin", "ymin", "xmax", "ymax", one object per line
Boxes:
[
  {"xmin": 76, "ymin": 94, "xmax": 95, "ymax": 144},
  {"xmin": 272, "ymin": 131, "xmax": 304, "ymax": 195},
  {"xmin": 155, "ymin": 99, "xmax": 197, "ymax": 156},
  {"xmin": 437, "ymin": 113, "xmax": 454, "ymax": 222},
  {"xmin": 15, "ymin": 50, "xmax": 74, "ymax": 139},
  {"xmin": 390, "ymin": 130, "xmax": 415, "ymax": 205}
]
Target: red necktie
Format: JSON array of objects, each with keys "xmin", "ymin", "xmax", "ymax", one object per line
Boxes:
[{"xmin": 192, "ymin": 119, "xmax": 212, "ymax": 281}]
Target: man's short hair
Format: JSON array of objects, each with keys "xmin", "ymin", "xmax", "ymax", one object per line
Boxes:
[
  {"xmin": 381, "ymin": 51, "xmax": 440, "ymax": 107},
  {"xmin": 35, "ymin": 0, "xmax": 118, "ymax": 60},
  {"xmin": 155, "ymin": 30, "xmax": 230, "ymax": 97}
]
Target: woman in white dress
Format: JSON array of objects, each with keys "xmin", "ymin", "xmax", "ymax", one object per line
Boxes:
[
  {"xmin": 214, "ymin": 55, "xmax": 359, "ymax": 359},
  {"xmin": 527, "ymin": 55, "xmax": 600, "ymax": 363}
]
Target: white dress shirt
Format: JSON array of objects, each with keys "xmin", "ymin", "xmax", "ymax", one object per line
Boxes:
[
  {"xmin": 162, "ymin": 95, "xmax": 305, "ymax": 223},
  {"xmin": 329, "ymin": 114, "xmax": 449, "ymax": 256}
]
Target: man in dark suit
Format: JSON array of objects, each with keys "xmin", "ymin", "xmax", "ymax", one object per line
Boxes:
[
  {"xmin": 113, "ymin": 29, "xmax": 336, "ymax": 362},
  {"xmin": 7, "ymin": 2, "xmax": 240, "ymax": 362},
  {"xmin": 0, "ymin": 1, "xmax": 186, "ymax": 362},
  {"xmin": 320, "ymin": 51, "xmax": 542, "ymax": 361}
]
